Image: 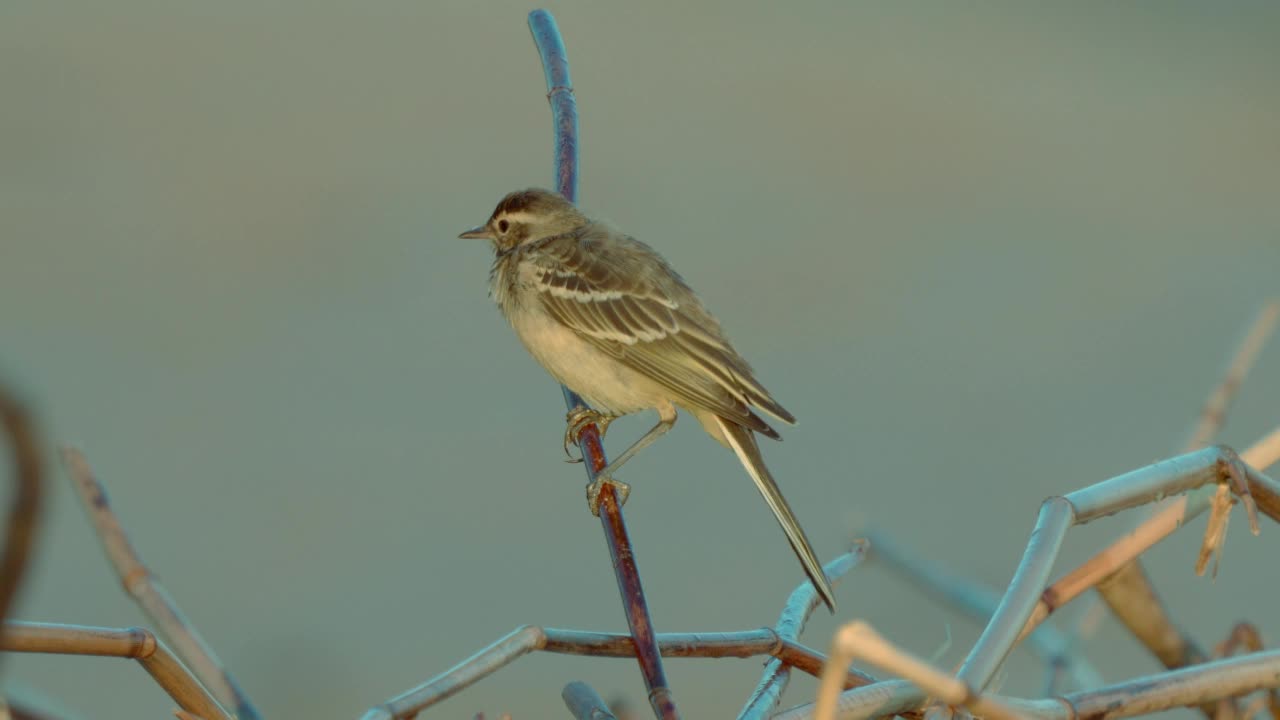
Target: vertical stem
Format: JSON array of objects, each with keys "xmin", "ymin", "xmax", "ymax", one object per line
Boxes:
[
  {"xmin": 0, "ymin": 385, "xmax": 44, "ymax": 667},
  {"xmin": 527, "ymin": 10, "xmax": 679, "ymax": 720}
]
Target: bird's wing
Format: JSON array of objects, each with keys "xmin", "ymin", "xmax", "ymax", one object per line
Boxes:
[{"xmin": 529, "ymin": 228, "xmax": 795, "ymax": 436}]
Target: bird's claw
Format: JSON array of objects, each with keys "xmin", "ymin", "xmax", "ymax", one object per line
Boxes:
[
  {"xmin": 586, "ymin": 476, "xmax": 631, "ymax": 516},
  {"xmin": 563, "ymin": 406, "xmax": 614, "ymax": 462}
]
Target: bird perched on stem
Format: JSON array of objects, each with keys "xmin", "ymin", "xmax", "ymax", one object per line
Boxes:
[{"xmin": 459, "ymin": 188, "xmax": 835, "ymax": 611}]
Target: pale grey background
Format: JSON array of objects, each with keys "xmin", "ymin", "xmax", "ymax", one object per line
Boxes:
[{"xmin": 2, "ymin": 2, "xmax": 1279, "ymax": 718}]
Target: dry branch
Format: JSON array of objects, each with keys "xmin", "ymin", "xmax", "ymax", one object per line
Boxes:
[
  {"xmin": 0, "ymin": 384, "xmax": 44, "ymax": 653},
  {"xmin": 787, "ymin": 647, "xmax": 1280, "ymax": 720},
  {"xmin": 816, "ymin": 621, "xmax": 1030, "ymax": 720},
  {"xmin": 360, "ymin": 545, "xmax": 872, "ymax": 719},
  {"xmin": 1187, "ymin": 301, "xmax": 1280, "ymax": 450},
  {"xmin": 1056, "ymin": 648, "xmax": 1280, "ymax": 720},
  {"xmin": 1, "ymin": 621, "xmax": 230, "ymax": 720},
  {"xmin": 1019, "ymin": 437, "xmax": 1280, "ymax": 647},
  {"xmin": 359, "ymin": 628, "xmax": 861, "ymax": 719},
  {"xmin": 803, "ymin": 435, "xmax": 1280, "ymax": 720},
  {"xmin": 1083, "ymin": 300, "xmax": 1279, "ymax": 708},
  {"xmin": 60, "ymin": 448, "xmax": 260, "ymax": 720}
]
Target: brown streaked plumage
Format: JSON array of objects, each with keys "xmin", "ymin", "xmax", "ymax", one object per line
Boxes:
[{"xmin": 459, "ymin": 188, "xmax": 835, "ymax": 611}]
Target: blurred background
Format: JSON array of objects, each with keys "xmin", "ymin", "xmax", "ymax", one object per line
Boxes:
[{"xmin": 2, "ymin": 2, "xmax": 1279, "ymax": 718}]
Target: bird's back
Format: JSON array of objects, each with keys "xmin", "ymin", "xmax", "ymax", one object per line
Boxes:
[{"xmin": 517, "ymin": 223, "xmax": 796, "ymax": 436}]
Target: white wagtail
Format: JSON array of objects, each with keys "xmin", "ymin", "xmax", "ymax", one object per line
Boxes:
[{"xmin": 460, "ymin": 188, "xmax": 835, "ymax": 610}]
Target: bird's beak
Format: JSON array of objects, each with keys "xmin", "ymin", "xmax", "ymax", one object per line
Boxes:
[{"xmin": 458, "ymin": 225, "xmax": 493, "ymax": 240}]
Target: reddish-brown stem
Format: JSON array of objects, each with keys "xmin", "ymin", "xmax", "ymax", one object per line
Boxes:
[{"xmin": 527, "ymin": 10, "xmax": 678, "ymax": 719}]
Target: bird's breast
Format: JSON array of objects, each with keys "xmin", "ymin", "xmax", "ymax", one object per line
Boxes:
[{"xmin": 507, "ymin": 307, "xmax": 664, "ymax": 417}]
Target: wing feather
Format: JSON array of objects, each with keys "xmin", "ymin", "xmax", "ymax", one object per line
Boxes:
[{"xmin": 531, "ymin": 228, "xmax": 794, "ymax": 434}]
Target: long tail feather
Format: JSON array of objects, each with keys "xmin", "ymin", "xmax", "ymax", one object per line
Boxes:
[{"xmin": 714, "ymin": 415, "xmax": 836, "ymax": 612}]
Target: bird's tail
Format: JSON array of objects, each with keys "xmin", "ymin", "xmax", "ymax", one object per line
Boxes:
[{"xmin": 713, "ymin": 415, "xmax": 836, "ymax": 612}]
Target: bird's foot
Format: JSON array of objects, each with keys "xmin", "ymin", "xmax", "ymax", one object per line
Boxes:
[
  {"xmin": 563, "ymin": 406, "xmax": 614, "ymax": 463},
  {"xmin": 585, "ymin": 476, "xmax": 631, "ymax": 516}
]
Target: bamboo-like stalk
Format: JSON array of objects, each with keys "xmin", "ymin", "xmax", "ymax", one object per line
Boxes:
[
  {"xmin": 526, "ymin": 10, "xmax": 677, "ymax": 720},
  {"xmin": 0, "ymin": 384, "xmax": 44, "ymax": 658},
  {"xmin": 1186, "ymin": 302, "xmax": 1280, "ymax": 451},
  {"xmin": 1059, "ymin": 648, "xmax": 1280, "ymax": 720},
  {"xmin": 1250, "ymin": 426, "xmax": 1280, "ymax": 474},
  {"xmin": 859, "ymin": 348, "xmax": 1279, "ymax": 706},
  {"xmin": 1, "ymin": 621, "xmax": 230, "ymax": 720},
  {"xmin": 59, "ymin": 448, "xmax": 261, "ymax": 720},
  {"xmin": 1075, "ymin": 300, "xmax": 1279, "ymax": 707},
  {"xmin": 358, "ymin": 547, "xmax": 874, "ymax": 719},
  {"xmin": 362, "ymin": 628, "xmax": 851, "ymax": 719},
  {"xmin": 955, "ymin": 446, "xmax": 1273, "ymax": 695},
  {"xmin": 1015, "ymin": 437, "xmax": 1280, "ymax": 649},
  {"xmin": 804, "ymin": 437, "xmax": 1280, "ymax": 720},
  {"xmin": 785, "ymin": 648, "xmax": 1280, "ymax": 720},
  {"xmin": 815, "ymin": 621, "xmax": 1031, "ymax": 720},
  {"xmin": 358, "ymin": 626, "xmax": 872, "ymax": 719}
]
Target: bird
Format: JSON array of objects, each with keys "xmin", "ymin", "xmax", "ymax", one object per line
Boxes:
[{"xmin": 459, "ymin": 188, "xmax": 836, "ymax": 611}]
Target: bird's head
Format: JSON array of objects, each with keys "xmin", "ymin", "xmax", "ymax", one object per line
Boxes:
[{"xmin": 459, "ymin": 188, "xmax": 586, "ymax": 252}]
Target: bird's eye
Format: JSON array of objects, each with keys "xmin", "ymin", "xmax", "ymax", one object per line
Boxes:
[{"xmin": 498, "ymin": 219, "xmax": 510, "ymax": 233}]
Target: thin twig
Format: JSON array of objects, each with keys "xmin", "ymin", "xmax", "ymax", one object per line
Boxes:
[
  {"xmin": 527, "ymin": 10, "xmax": 676, "ymax": 719},
  {"xmin": 359, "ymin": 623, "xmax": 876, "ymax": 718},
  {"xmin": 786, "ymin": 647, "xmax": 1280, "ymax": 720},
  {"xmin": 0, "ymin": 384, "xmax": 44, "ymax": 655},
  {"xmin": 59, "ymin": 448, "xmax": 261, "ymax": 720},
  {"xmin": 806, "ymin": 442, "xmax": 1280, "ymax": 720},
  {"xmin": 1187, "ymin": 301, "xmax": 1280, "ymax": 451},
  {"xmin": 1, "ymin": 621, "xmax": 231, "ymax": 720},
  {"xmin": 1246, "ymin": 425, "xmax": 1280, "ymax": 479},
  {"xmin": 1071, "ymin": 301, "xmax": 1279, "ymax": 700}
]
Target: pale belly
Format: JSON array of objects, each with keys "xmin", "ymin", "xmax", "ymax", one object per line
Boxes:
[{"xmin": 509, "ymin": 309, "xmax": 666, "ymax": 417}]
